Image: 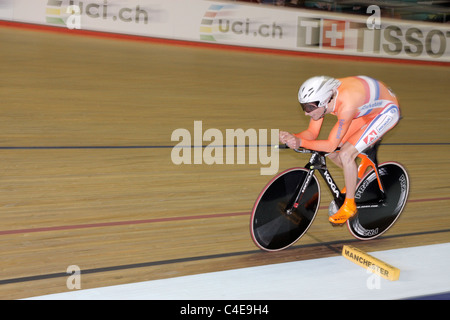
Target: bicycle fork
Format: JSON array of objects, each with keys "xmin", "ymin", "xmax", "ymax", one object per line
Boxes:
[{"xmin": 284, "ymin": 168, "xmax": 316, "ymax": 215}]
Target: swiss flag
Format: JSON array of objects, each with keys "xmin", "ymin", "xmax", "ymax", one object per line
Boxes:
[{"xmin": 322, "ymin": 20, "xmax": 345, "ymax": 49}]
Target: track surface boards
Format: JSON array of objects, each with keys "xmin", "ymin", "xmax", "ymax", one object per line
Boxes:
[{"xmin": 0, "ymin": 25, "xmax": 449, "ymax": 299}]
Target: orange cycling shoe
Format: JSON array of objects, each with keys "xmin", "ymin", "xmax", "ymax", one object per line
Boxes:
[{"xmin": 329, "ymin": 198, "xmax": 357, "ymax": 226}]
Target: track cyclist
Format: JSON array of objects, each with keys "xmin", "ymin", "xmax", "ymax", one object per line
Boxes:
[{"xmin": 279, "ymin": 76, "xmax": 400, "ymax": 226}]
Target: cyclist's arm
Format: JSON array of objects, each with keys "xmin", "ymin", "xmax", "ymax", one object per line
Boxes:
[
  {"xmin": 293, "ymin": 117, "xmax": 323, "ymax": 140},
  {"xmin": 298, "ymin": 108, "xmax": 356, "ymax": 153}
]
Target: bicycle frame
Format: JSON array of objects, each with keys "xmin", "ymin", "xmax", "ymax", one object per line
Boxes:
[{"xmin": 283, "ymin": 141, "xmax": 386, "ymax": 214}]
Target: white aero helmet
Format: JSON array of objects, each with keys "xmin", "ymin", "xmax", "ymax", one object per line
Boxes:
[{"xmin": 298, "ymin": 76, "xmax": 341, "ymax": 112}]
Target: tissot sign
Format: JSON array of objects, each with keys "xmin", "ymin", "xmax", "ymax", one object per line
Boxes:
[{"xmin": 297, "ymin": 17, "xmax": 449, "ymax": 59}]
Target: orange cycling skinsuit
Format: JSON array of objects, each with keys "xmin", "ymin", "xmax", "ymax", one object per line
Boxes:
[
  {"xmin": 295, "ymin": 76, "xmax": 400, "ymax": 153},
  {"xmin": 286, "ymin": 75, "xmax": 401, "ymax": 226}
]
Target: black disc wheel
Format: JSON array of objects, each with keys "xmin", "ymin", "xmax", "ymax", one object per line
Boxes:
[
  {"xmin": 348, "ymin": 162, "xmax": 409, "ymax": 240},
  {"xmin": 250, "ymin": 168, "xmax": 320, "ymax": 251}
]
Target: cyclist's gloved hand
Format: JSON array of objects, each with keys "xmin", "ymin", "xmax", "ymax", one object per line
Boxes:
[{"xmin": 279, "ymin": 131, "xmax": 300, "ymax": 149}]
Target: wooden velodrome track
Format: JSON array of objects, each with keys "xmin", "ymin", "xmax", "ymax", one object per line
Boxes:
[{"xmin": 0, "ymin": 23, "xmax": 449, "ymax": 300}]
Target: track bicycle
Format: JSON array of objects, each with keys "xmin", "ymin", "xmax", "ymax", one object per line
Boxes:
[{"xmin": 250, "ymin": 140, "xmax": 409, "ymax": 251}]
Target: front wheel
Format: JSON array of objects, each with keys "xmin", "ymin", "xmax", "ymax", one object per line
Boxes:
[
  {"xmin": 250, "ymin": 168, "xmax": 320, "ymax": 251},
  {"xmin": 348, "ymin": 162, "xmax": 410, "ymax": 240}
]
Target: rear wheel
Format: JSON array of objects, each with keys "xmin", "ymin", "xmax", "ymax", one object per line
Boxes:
[{"xmin": 348, "ymin": 162, "xmax": 409, "ymax": 240}]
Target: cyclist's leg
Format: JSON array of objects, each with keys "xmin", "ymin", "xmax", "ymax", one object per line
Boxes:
[
  {"xmin": 327, "ymin": 152, "xmax": 342, "ymax": 169},
  {"xmin": 352, "ymin": 103, "xmax": 400, "ymax": 154},
  {"xmin": 328, "ymin": 142, "xmax": 359, "ymax": 225},
  {"xmin": 344, "ymin": 103, "xmax": 400, "ymax": 186},
  {"xmin": 327, "ymin": 117, "xmax": 368, "ymax": 170},
  {"xmin": 338, "ymin": 142, "xmax": 359, "ymax": 199},
  {"xmin": 329, "ymin": 103, "xmax": 400, "ymax": 225}
]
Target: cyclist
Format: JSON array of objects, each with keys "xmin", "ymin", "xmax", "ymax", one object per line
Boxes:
[{"xmin": 279, "ymin": 75, "xmax": 400, "ymax": 225}]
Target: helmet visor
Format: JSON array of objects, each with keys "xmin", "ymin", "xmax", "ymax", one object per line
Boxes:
[{"xmin": 300, "ymin": 101, "xmax": 320, "ymax": 113}]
